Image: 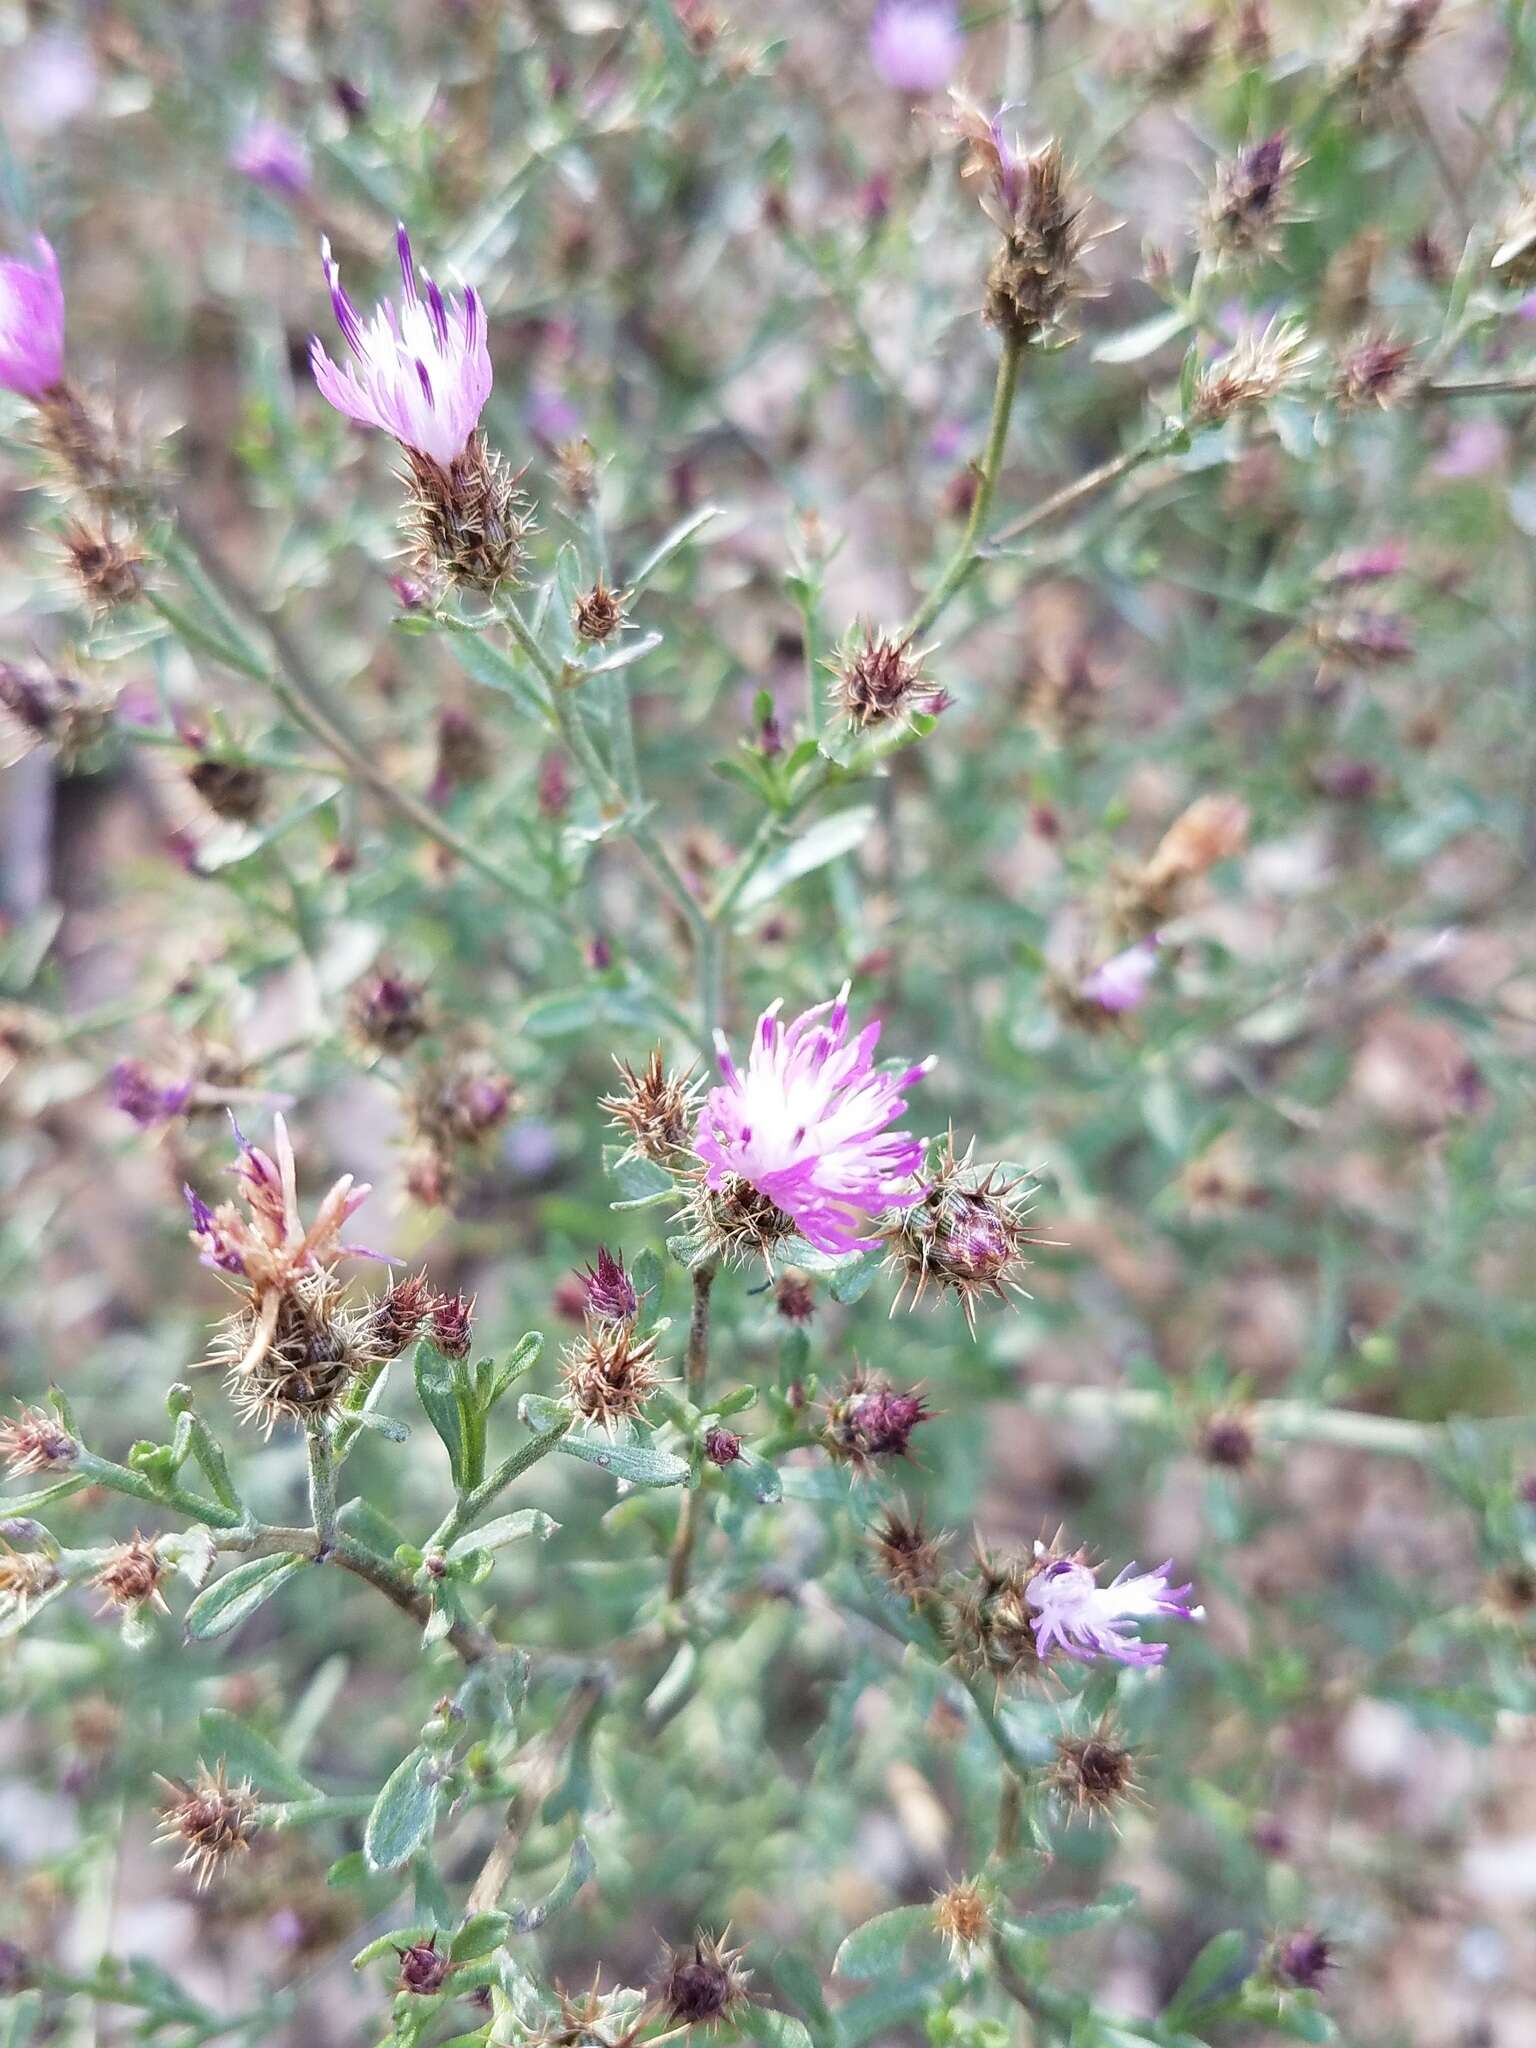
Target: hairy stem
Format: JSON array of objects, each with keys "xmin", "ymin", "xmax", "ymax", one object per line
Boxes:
[{"xmin": 304, "ymin": 1421, "xmax": 339, "ymax": 1559}]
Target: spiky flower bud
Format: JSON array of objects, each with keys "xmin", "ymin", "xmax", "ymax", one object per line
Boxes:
[
  {"xmin": 573, "ymin": 580, "xmax": 628, "ymax": 645},
  {"xmin": 1272, "ymin": 1929, "xmax": 1335, "ymax": 1991},
  {"xmin": 561, "ymin": 1317, "xmax": 667, "ymax": 1432},
  {"xmin": 432, "ymin": 707, "xmax": 494, "ymax": 798},
  {"xmin": 187, "ymin": 758, "xmax": 268, "ymax": 825},
  {"xmin": 823, "ymin": 1370, "xmax": 933, "ymax": 1469},
  {"xmin": 871, "ymin": 1506, "xmax": 947, "ymax": 1598},
  {"xmin": 657, "ymin": 1933, "xmax": 752, "ymax": 2029},
  {"xmin": 602, "ymin": 1048, "xmax": 701, "ymax": 1166},
  {"xmin": 91, "ymin": 1536, "xmax": 169, "ymax": 1614},
  {"xmin": 368, "ymin": 1272, "xmax": 436, "ymax": 1357},
  {"xmin": 829, "ymin": 628, "xmax": 947, "ymax": 732},
  {"xmin": 704, "ymin": 1427, "xmax": 742, "ymax": 1466},
  {"xmin": 944, "ymin": 1542, "xmax": 1048, "ymax": 1687},
  {"xmin": 931, "ymin": 1878, "xmax": 994, "ymax": 1963},
  {"xmin": 1189, "ymin": 318, "xmax": 1317, "ymax": 426},
  {"xmin": 155, "ymin": 1762, "xmax": 260, "ymax": 1890},
  {"xmin": 396, "ymin": 1936, "xmax": 451, "ymax": 1996},
  {"xmin": 555, "ymin": 437, "xmax": 598, "ymax": 506},
  {"xmin": 983, "ymin": 138, "xmax": 1096, "ymax": 345},
  {"xmin": 409, "ymin": 1058, "xmax": 517, "ymax": 1152},
  {"xmin": 62, "ymin": 519, "xmax": 144, "ymax": 609},
  {"xmin": 0, "ymin": 1406, "xmax": 76, "ymax": 1481},
  {"xmin": 349, "ymin": 970, "xmax": 432, "ymax": 1055},
  {"xmin": 403, "ymin": 437, "xmax": 535, "ymax": 596},
  {"xmin": 1051, "ymin": 1721, "xmax": 1140, "ymax": 1821},
  {"xmin": 884, "ymin": 1136, "xmax": 1038, "ymax": 1333},
  {"xmin": 1200, "ymin": 134, "xmax": 1303, "ymax": 266},
  {"xmin": 583, "ymin": 1247, "xmax": 640, "ymax": 1323},
  {"xmin": 1337, "ymin": 0, "xmax": 1441, "ymax": 113},
  {"xmin": 1332, "ymin": 330, "xmax": 1415, "ymax": 409},
  {"xmin": 430, "ymin": 1291, "xmax": 476, "ymax": 1361}
]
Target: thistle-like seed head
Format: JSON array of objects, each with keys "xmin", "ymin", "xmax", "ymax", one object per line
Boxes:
[
  {"xmin": 187, "ymin": 758, "xmax": 269, "ymax": 825},
  {"xmin": 828, "ymin": 627, "xmax": 946, "ymax": 733},
  {"xmin": 561, "ymin": 1317, "xmax": 667, "ymax": 1431},
  {"xmin": 210, "ymin": 1270, "xmax": 382, "ymax": 1436},
  {"xmin": 1051, "ymin": 1719, "xmax": 1140, "ymax": 1822},
  {"xmin": 0, "ymin": 660, "xmax": 114, "ymax": 766},
  {"xmin": 62, "ymin": 518, "xmax": 145, "ymax": 609},
  {"xmin": 870, "ymin": 1506, "xmax": 948, "ymax": 1599},
  {"xmin": 0, "ymin": 1406, "xmax": 76, "ymax": 1480},
  {"xmin": 367, "ymin": 1271, "xmax": 437, "ymax": 1357},
  {"xmin": 883, "ymin": 1134, "xmax": 1040, "ymax": 1333},
  {"xmin": 1200, "ymin": 133, "xmax": 1304, "ymax": 266},
  {"xmin": 681, "ymin": 1173, "xmax": 798, "ymax": 1272},
  {"xmin": 0, "ymin": 1543, "xmax": 60, "ymax": 1621},
  {"xmin": 1332, "ymin": 330, "xmax": 1416, "ymax": 409},
  {"xmin": 573, "ymin": 580, "xmax": 628, "ymax": 644},
  {"xmin": 91, "ymin": 1536, "xmax": 170, "ymax": 1614},
  {"xmin": 1336, "ymin": 0, "xmax": 1441, "ymax": 113},
  {"xmin": 657, "ymin": 1932, "xmax": 752, "ymax": 2029},
  {"xmin": 823, "ymin": 1369, "xmax": 933, "ymax": 1470},
  {"xmin": 931, "ymin": 1877, "xmax": 995, "ymax": 1963},
  {"xmin": 401, "ymin": 435, "xmax": 536, "ymax": 595},
  {"xmin": 601, "ymin": 1048, "xmax": 701, "ymax": 1164},
  {"xmin": 944, "ymin": 1536, "xmax": 1080, "ymax": 1688},
  {"xmin": 984, "ymin": 141, "xmax": 1099, "ymax": 346},
  {"xmin": 1189, "ymin": 319, "xmax": 1318, "ymax": 426},
  {"xmin": 155, "ymin": 1762, "xmax": 260, "ymax": 1890}
]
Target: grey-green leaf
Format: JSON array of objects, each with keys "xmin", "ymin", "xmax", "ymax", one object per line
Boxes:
[
  {"xmin": 833, "ymin": 1904, "xmax": 937, "ymax": 1981},
  {"xmin": 197, "ymin": 1709, "xmax": 319, "ymax": 1801},
  {"xmin": 364, "ymin": 1748, "xmax": 440, "ymax": 1872},
  {"xmin": 556, "ymin": 1433, "xmax": 692, "ymax": 1487},
  {"xmin": 184, "ymin": 1553, "xmax": 308, "ymax": 1642}
]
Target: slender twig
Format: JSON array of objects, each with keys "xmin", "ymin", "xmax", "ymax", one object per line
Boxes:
[
  {"xmin": 666, "ymin": 1264, "xmax": 717, "ymax": 1604},
  {"xmin": 304, "ymin": 1420, "xmax": 339, "ymax": 1559},
  {"xmin": 904, "ymin": 333, "xmax": 1025, "ymax": 639},
  {"xmin": 987, "ymin": 435, "xmax": 1169, "ymax": 549}
]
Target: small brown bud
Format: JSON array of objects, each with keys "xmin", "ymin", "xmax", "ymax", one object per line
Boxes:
[
  {"xmin": 155, "ymin": 1762, "xmax": 260, "ymax": 1889},
  {"xmin": 187, "ymin": 758, "xmax": 268, "ymax": 825},
  {"xmin": 368, "ymin": 1272, "xmax": 436, "ymax": 1357},
  {"xmin": 773, "ymin": 1274, "xmax": 816, "ymax": 1323},
  {"xmin": 1199, "ymin": 1412, "xmax": 1256, "ymax": 1470},
  {"xmin": 0, "ymin": 1406, "xmax": 76, "ymax": 1480},
  {"xmin": 62, "ymin": 519, "xmax": 145, "ymax": 608},
  {"xmin": 1332, "ymin": 330, "xmax": 1415, "ymax": 409},
  {"xmin": 704, "ymin": 1427, "xmax": 742, "ymax": 1466},
  {"xmin": 931, "ymin": 1878, "xmax": 994, "ymax": 1962},
  {"xmin": 871, "ymin": 1506, "xmax": 946, "ymax": 1598},
  {"xmin": 432, "ymin": 707, "xmax": 493, "ymax": 796},
  {"xmin": 573, "ymin": 580, "xmax": 627, "ymax": 644},
  {"xmin": 349, "ymin": 971, "xmax": 432, "ymax": 1054},
  {"xmin": 1051, "ymin": 1721, "xmax": 1140, "ymax": 1820},
  {"xmin": 1272, "ymin": 1930, "xmax": 1336, "ymax": 1991},
  {"xmin": 561, "ymin": 1317, "xmax": 667, "ymax": 1430},
  {"xmin": 396, "ymin": 1936, "xmax": 451, "ymax": 1996},
  {"xmin": 823, "ymin": 1370, "xmax": 933, "ymax": 1469},
  {"xmin": 91, "ymin": 1536, "xmax": 170, "ymax": 1614},
  {"xmin": 1145, "ymin": 16, "xmax": 1219, "ymax": 96},
  {"xmin": 430, "ymin": 1291, "xmax": 476, "ymax": 1360},
  {"xmin": 657, "ymin": 1933, "xmax": 751, "ymax": 2028},
  {"xmin": 601, "ymin": 1048, "xmax": 700, "ymax": 1164},
  {"xmin": 829, "ymin": 627, "xmax": 947, "ymax": 732},
  {"xmin": 555, "ymin": 438, "xmax": 598, "ymax": 506}
]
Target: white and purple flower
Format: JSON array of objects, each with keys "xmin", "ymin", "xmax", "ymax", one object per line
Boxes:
[
  {"xmin": 869, "ymin": 1, "xmax": 964, "ymax": 96},
  {"xmin": 697, "ymin": 985, "xmax": 934, "ymax": 1256},
  {"xmin": 1027, "ymin": 1553, "xmax": 1203, "ymax": 1667},
  {"xmin": 231, "ymin": 118, "xmax": 312, "ymax": 200},
  {"xmin": 310, "ymin": 224, "xmax": 492, "ymax": 469},
  {"xmin": 0, "ymin": 235, "xmax": 65, "ymax": 400}
]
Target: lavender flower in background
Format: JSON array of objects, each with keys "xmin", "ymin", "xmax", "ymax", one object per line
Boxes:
[
  {"xmin": 311, "ymin": 225, "xmax": 492, "ymax": 468},
  {"xmin": 1080, "ymin": 936, "xmax": 1160, "ymax": 1013},
  {"xmin": 1027, "ymin": 1554, "xmax": 1203, "ymax": 1667},
  {"xmin": 109, "ymin": 1060, "xmax": 192, "ymax": 1129},
  {"xmin": 869, "ymin": 0, "xmax": 963, "ymax": 95},
  {"xmin": 0, "ymin": 237, "xmax": 65, "ymax": 400},
  {"xmin": 7, "ymin": 33, "xmax": 97, "ymax": 136},
  {"xmin": 231, "ymin": 118, "xmax": 312, "ymax": 200},
  {"xmin": 698, "ymin": 985, "xmax": 934, "ymax": 1255}
]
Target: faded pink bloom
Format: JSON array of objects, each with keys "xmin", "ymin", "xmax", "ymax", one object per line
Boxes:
[
  {"xmin": 869, "ymin": 1, "xmax": 964, "ymax": 95},
  {"xmin": 0, "ymin": 236, "xmax": 64, "ymax": 399},
  {"xmin": 1081, "ymin": 937, "xmax": 1160, "ymax": 1013},
  {"xmin": 1027, "ymin": 1553, "xmax": 1203, "ymax": 1667},
  {"xmin": 231, "ymin": 118, "xmax": 312, "ymax": 199},
  {"xmin": 1432, "ymin": 418, "xmax": 1505, "ymax": 479},
  {"xmin": 183, "ymin": 1114, "xmax": 380, "ymax": 1285},
  {"xmin": 698, "ymin": 984, "xmax": 934, "ymax": 1255},
  {"xmin": 311, "ymin": 224, "xmax": 492, "ymax": 468}
]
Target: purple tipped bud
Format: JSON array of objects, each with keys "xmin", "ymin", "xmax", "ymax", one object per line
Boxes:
[
  {"xmin": 704, "ymin": 1427, "xmax": 743, "ymax": 1466},
  {"xmin": 583, "ymin": 1247, "xmax": 639, "ymax": 1323},
  {"xmin": 1275, "ymin": 1930, "xmax": 1334, "ymax": 1991}
]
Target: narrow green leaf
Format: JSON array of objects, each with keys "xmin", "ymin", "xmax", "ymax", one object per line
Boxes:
[
  {"xmin": 183, "ymin": 1553, "xmax": 307, "ymax": 1642},
  {"xmin": 627, "ymin": 505, "xmax": 722, "ymax": 589},
  {"xmin": 556, "ymin": 1433, "xmax": 692, "ymax": 1487},
  {"xmin": 738, "ymin": 2008, "xmax": 815, "ymax": 2048},
  {"xmin": 364, "ymin": 1748, "xmax": 440, "ymax": 1872},
  {"xmin": 197, "ymin": 1709, "xmax": 319, "ymax": 1801},
  {"xmin": 833, "ymin": 1904, "xmax": 936, "ymax": 1982},
  {"xmin": 1163, "ymin": 1930, "xmax": 1250, "ymax": 2025},
  {"xmin": 415, "ymin": 1342, "xmax": 468, "ymax": 1488},
  {"xmin": 734, "ymin": 807, "xmax": 875, "ymax": 914},
  {"xmin": 446, "ymin": 1510, "xmax": 558, "ymax": 1561},
  {"xmin": 450, "ymin": 1911, "xmax": 511, "ymax": 1962}
]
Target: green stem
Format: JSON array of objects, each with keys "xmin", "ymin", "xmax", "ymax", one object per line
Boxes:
[
  {"xmin": 429, "ymin": 1414, "xmax": 574, "ymax": 1553},
  {"xmin": 666, "ymin": 1264, "xmax": 717, "ymax": 1605},
  {"xmin": 904, "ymin": 332, "xmax": 1024, "ymax": 640},
  {"xmin": 74, "ymin": 1449, "xmax": 246, "ymax": 1532},
  {"xmin": 305, "ymin": 1422, "xmax": 339, "ymax": 1558}
]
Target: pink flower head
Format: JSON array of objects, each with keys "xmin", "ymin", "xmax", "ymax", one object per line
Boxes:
[
  {"xmin": 1080, "ymin": 936, "xmax": 1160, "ymax": 1013},
  {"xmin": 698, "ymin": 984, "xmax": 934, "ymax": 1255},
  {"xmin": 0, "ymin": 235, "xmax": 65, "ymax": 400},
  {"xmin": 231, "ymin": 118, "xmax": 312, "ymax": 199},
  {"xmin": 1027, "ymin": 1554, "xmax": 1203, "ymax": 1668},
  {"xmin": 869, "ymin": 1, "xmax": 964, "ymax": 95},
  {"xmin": 310, "ymin": 224, "xmax": 492, "ymax": 468},
  {"xmin": 183, "ymin": 1114, "xmax": 381, "ymax": 1286}
]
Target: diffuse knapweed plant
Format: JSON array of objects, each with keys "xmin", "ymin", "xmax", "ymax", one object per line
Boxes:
[{"xmin": 5, "ymin": 2, "xmax": 1536, "ymax": 2044}]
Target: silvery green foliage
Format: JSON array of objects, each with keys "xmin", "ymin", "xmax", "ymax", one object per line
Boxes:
[{"xmin": 3, "ymin": 2, "xmax": 1536, "ymax": 2044}]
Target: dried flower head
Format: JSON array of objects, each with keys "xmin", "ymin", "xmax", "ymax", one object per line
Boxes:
[
  {"xmin": 883, "ymin": 1134, "xmax": 1039, "ymax": 1332},
  {"xmin": 155, "ymin": 1763, "xmax": 260, "ymax": 1890},
  {"xmin": 430, "ymin": 1290, "xmax": 476, "ymax": 1360},
  {"xmin": 409, "ymin": 1057, "xmax": 517, "ymax": 1152},
  {"xmin": 871, "ymin": 1505, "xmax": 947, "ymax": 1598},
  {"xmin": 1311, "ymin": 608, "xmax": 1414, "ymax": 668},
  {"xmin": 62, "ymin": 518, "xmax": 144, "ymax": 609},
  {"xmin": 184, "ymin": 1114, "xmax": 375, "ymax": 1295},
  {"xmin": 829, "ymin": 627, "xmax": 946, "ymax": 732},
  {"xmin": 1332, "ymin": 330, "xmax": 1415, "ymax": 409},
  {"xmin": 188, "ymin": 758, "xmax": 268, "ymax": 825},
  {"xmin": 210, "ymin": 1269, "xmax": 384, "ymax": 1436},
  {"xmin": 823, "ymin": 1369, "xmax": 933, "ymax": 1470},
  {"xmin": 1190, "ymin": 318, "xmax": 1317, "ymax": 425},
  {"xmin": 573, "ymin": 580, "xmax": 628, "ymax": 644},
  {"xmin": 1200, "ymin": 133, "xmax": 1304, "ymax": 266},
  {"xmin": 561, "ymin": 1317, "xmax": 667, "ymax": 1432},
  {"xmin": 556, "ymin": 437, "xmax": 599, "ymax": 506},
  {"xmin": 944, "ymin": 1541, "xmax": 1052, "ymax": 1688},
  {"xmin": 0, "ymin": 660, "xmax": 114, "ymax": 766},
  {"xmin": 0, "ymin": 1543, "xmax": 60, "ymax": 1622},
  {"xmin": 396, "ymin": 1935, "xmax": 452, "ymax": 1996},
  {"xmin": 601, "ymin": 1048, "xmax": 701, "ymax": 1164},
  {"xmin": 774, "ymin": 1273, "xmax": 816, "ymax": 1322},
  {"xmin": 583, "ymin": 1247, "xmax": 640, "ymax": 1323},
  {"xmin": 367, "ymin": 1271, "xmax": 436, "ymax": 1357},
  {"xmin": 657, "ymin": 1932, "xmax": 752, "ymax": 2029},
  {"xmin": 91, "ymin": 1536, "xmax": 170, "ymax": 1615},
  {"xmin": 349, "ymin": 970, "xmax": 432, "ymax": 1055},
  {"xmin": 0, "ymin": 1406, "xmax": 76, "ymax": 1481},
  {"xmin": 931, "ymin": 1878, "xmax": 994, "ymax": 1963},
  {"xmin": 401, "ymin": 435, "xmax": 536, "ymax": 596},
  {"xmin": 1051, "ymin": 1720, "xmax": 1140, "ymax": 1821},
  {"xmin": 1337, "ymin": 0, "xmax": 1441, "ymax": 111},
  {"xmin": 949, "ymin": 99, "xmax": 1105, "ymax": 343},
  {"xmin": 1144, "ymin": 15, "xmax": 1219, "ymax": 96},
  {"xmin": 1199, "ymin": 1412, "xmax": 1256, "ymax": 1470},
  {"xmin": 698, "ymin": 987, "xmax": 933, "ymax": 1258},
  {"xmin": 1121, "ymin": 793, "xmax": 1250, "ymax": 929}
]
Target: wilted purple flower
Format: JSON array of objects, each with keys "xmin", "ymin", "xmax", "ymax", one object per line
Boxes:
[
  {"xmin": 1080, "ymin": 937, "xmax": 1160, "ymax": 1013},
  {"xmin": 1026, "ymin": 1554, "xmax": 1203, "ymax": 1667},
  {"xmin": 583, "ymin": 1247, "xmax": 640, "ymax": 1322},
  {"xmin": 0, "ymin": 236, "xmax": 65, "ymax": 399},
  {"xmin": 311, "ymin": 225, "xmax": 492, "ymax": 469},
  {"xmin": 698, "ymin": 985, "xmax": 934, "ymax": 1255},
  {"xmin": 110, "ymin": 1060, "xmax": 192, "ymax": 1129},
  {"xmin": 231, "ymin": 119, "xmax": 312, "ymax": 199},
  {"xmin": 183, "ymin": 1188, "xmax": 247, "ymax": 1275},
  {"xmin": 869, "ymin": 1, "xmax": 964, "ymax": 95}
]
